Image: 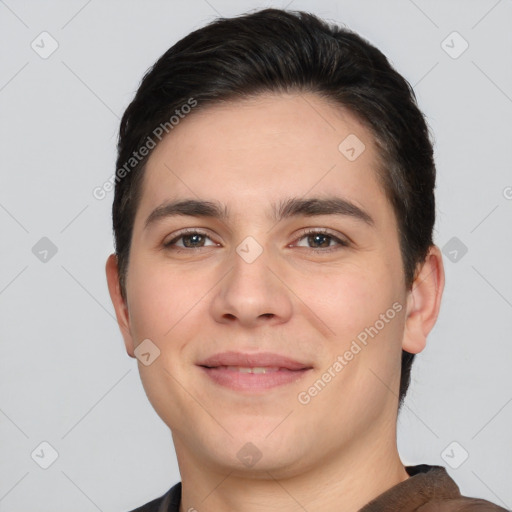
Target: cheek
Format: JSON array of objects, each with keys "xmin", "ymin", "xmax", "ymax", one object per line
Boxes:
[
  {"xmin": 125, "ymin": 256, "xmax": 196, "ymax": 343},
  {"xmin": 294, "ymin": 260, "xmax": 398, "ymax": 340},
  {"xmin": 125, "ymin": 260, "xmax": 205, "ymax": 430}
]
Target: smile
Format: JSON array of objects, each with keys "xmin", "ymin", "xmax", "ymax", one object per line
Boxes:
[{"xmin": 217, "ymin": 366, "xmax": 282, "ymax": 373}]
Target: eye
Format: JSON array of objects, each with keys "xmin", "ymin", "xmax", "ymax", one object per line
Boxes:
[
  {"xmin": 162, "ymin": 228, "xmax": 349, "ymax": 253},
  {"xmin": 163, "ymin": 229, "xmax": 218, "ymax": 249},
  {"xmin": 293, "ymin": 229, "xmax": 349, "ymax": 252}
]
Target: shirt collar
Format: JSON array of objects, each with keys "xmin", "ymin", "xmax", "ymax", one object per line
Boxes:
[
  {"xmin": 158, "ymin": 464, "xmax": 461, "ymax": 512},
  {"xmin": 359, "ymin": 464, "xmax": 461, "ymax": 511}
]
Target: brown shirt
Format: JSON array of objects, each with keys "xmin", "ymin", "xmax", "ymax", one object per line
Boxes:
[{"xmin": 129, "ymin": 464, "xmax": 509, "ymax": 511}]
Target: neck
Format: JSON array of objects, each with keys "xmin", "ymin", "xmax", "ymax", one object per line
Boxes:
[{"xmin": 175, "ymin": 429, "xmax": 409, "ymax": 512}]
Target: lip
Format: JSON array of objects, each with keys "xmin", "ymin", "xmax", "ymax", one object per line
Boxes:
[
  {"xmin": 198, "ymin": 351, "xmax": 311, "ymax": 370},
  {"xmin": 197, "ymin": 351, "xmax": 313, "ymax": 392}
]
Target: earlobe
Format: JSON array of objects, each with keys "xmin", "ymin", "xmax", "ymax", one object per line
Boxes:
[
  {"xmin": 105, "ymin": 253, "xmax": 136, "ymax": 358},
  {"xmin": 402, "ymin": 245, "xmax": 445, "ymax": 354}
]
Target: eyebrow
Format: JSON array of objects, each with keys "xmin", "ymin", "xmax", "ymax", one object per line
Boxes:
[{"xmin": 144, "ymin": 196, "xmax": 375, "ymax": 230}]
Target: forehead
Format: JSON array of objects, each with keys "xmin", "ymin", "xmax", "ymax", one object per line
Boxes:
[{"xmin": 135, "ymin": 92, "xmax": 391, "ymax": 228}]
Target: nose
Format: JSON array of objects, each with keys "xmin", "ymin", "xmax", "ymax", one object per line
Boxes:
[{"xmin": 209, "ymin": 241, "xmax": 294, "ymax": 328}]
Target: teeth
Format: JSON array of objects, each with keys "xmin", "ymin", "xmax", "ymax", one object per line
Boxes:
[{"xmin": 225, "ymin": 366, "xmax": 280, "ymax": 374}]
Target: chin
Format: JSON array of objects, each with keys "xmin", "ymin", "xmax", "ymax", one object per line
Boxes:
[{"xmin": 204, "ymin": 427, "xmax": 306, "ymax": 473}]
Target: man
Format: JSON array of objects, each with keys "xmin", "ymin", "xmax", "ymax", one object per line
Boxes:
[{"xmin": 105, "ymin": 8, "xmax": 507, "ymax": 512}]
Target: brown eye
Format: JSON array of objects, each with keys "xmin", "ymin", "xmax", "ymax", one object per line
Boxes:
[
  {"xmin": 180, "ymin": 233, "xmax": 206, "ymax": 248},
  {"xmin": 306, "ymin": 233, "xmax": 332, "ymax": 248},
  {"xmin": 164, "ymin": 230, "xmax": 217, "ymax": 249},
  {"xmin": 294, "ymin": 229, "xmax": 349, "ymax": 251}
]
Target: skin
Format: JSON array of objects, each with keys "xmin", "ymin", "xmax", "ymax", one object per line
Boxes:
[{"xmin": 106, "ymin": 92, "xmax": 445, "ymax": 512}]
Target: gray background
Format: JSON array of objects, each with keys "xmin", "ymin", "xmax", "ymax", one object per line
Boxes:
[{"xmin": 1, "ymin": 0, "xmax": 511, "ymax": 510}]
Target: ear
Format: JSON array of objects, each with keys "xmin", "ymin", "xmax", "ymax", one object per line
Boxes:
[
  {"xmin": 402, "ymin": 245, "xmax": 445, "ymax": 354},
  {"xmin": 105, "ymin": 253, "xmax": 136, "ymax": 358}
]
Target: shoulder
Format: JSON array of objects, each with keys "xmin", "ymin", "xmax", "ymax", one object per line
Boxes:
[
  {"xmin": 361, "ymin": 465, "xmax": 508, "ymax": 512},
  {"xmin": 408, "ymin": 465, "xmax": 509, "ymax": 512},
  {"xmin": 418, "ymin": 497, "xmax": 509, "ymax": 511},
  {"xmin": 127, "ymin": 482, "xmax": 181, "ymax": 512}
]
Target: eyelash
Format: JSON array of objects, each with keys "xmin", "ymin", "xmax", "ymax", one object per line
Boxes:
[{"xmin": 163, "ymin": 228, "xmax": 350, "ymax": 253}]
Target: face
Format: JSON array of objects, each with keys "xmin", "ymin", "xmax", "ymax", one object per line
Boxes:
[{"xmin": 108, "ymin": 92, "xmax": 434, "ymax": 477}]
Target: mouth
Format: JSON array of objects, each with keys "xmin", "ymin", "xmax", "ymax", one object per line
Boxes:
[
  {"xmin": 197, "ymin": 351, "xmax": 313, "ymax": 392},
  {"xmin": 209, "ymin": 366, "xmax": 286, "ymax": 373}
]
